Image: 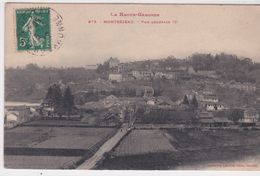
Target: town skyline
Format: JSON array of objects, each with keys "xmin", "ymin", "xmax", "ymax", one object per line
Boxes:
[{"xmin": 5, "ymin": 52, "xmax": 260, "ymax": 69}]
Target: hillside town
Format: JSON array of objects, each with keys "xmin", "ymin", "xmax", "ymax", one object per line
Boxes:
[
  {"xmin": 4, "ymin": 53, "xmax": 260, "ymax": 169},
  {"xmin": 5, "ymin": 54, "xmax": 260, "ymax": 129}
]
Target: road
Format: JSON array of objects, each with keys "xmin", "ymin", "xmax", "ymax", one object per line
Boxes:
[{"xmin": 77, "ymin": 123, "xmax": 130, "ymax": 170}]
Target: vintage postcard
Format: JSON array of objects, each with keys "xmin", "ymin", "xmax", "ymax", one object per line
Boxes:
[{"xmin": 4, "ymin": 3, "xmax": 260, "ymax": 170}]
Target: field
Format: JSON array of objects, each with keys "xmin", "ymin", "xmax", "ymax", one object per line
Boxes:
[
  {"xmin": 4, "ymin": 120, "xmax": 116, "ymax": 169},
  {"xmin": 113, "ymin": 130, "xmax": 176, "ymax": 156},
  {"xmin": 98, "ymin": 129, "xmax": 260, "ymax": 170},
  {"xmin": 4, "ymin": 155, "xmax": 82, "ymax": 169},
  {"xmin": 166, "ymin": 129, "xmax": 260, "ymax": 150},
  {"xmin": 5, "ymin": 126, "xmax": 114, "ymax": 149}
]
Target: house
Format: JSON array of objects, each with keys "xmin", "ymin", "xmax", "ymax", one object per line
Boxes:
[
  {"xmin": 238, "ymin": 108, "xmax": 259, "ymax": 126},
  {"xmin": 244, "ymin": 108, "xmax": 259, "ymax": 119},
  {"xmin": 156, "ymin": 96, "xmax": 174, "ymax": 108},
  {"xmin": 200, "ymin": 118, "xmax": 214, "ymax": 127},
  {"xmin": 154, "ymin": 72, "xmax": 176, "ymax": 80},
  {"xmin": 205, "ymin": 103, "xmax": 225, "ymax": 111},
  {"xmin": 202, "ymin": 94, "xmax": 219, "ymax": 103},
  {"xmin": 143, "ymin": 86, "xmax": 154, "ymax": 97},
  {"xmin": 212, "ymin": 117, "xmax": 232, "ymax": 127},
  {"xmin": 135, "ymin": 86, "xmax": 154, "ymax": 97},
  {"xmin": 117, "ymin": 63, "xmax": 128, "ymax": 73},
  {"xmin": 224, "ymin": 81, "xmax": 257, "ymax": 92},
  {"xmin": 109, "ymin": 73, "xmax": 123, "ymax": 82},
  {"xmin": 107, "ymin": 57, "xmax": 120, "ymax": 68},
  {"xmin": 154, "ymin": 72, "xmax": 164, "ymax": 79},
  {"xmin": 197, "ymin": 91, "xmax": 225, "ymax": 111},
  {"xmin": 132, "ymin": 70, "xmax": 140, "ymax": 78},
  {"xmin": 146, "ymin": 98, "xmax": 156, "ymax": 106},
  {"xmin": 122, "ymin": 73, "xmax": 135, "ymax": 81},
  {"xmin": 198, "ymin": 111, "xmax": 231, "ymax": 127},
  {"xmin": 132, "ymin": 70, "xmax": 153, "ymax": 80},
  {"xmin": 41, "ymin": 98, "xmax": 53, "ymax": 107},
  {"xmin": 198, "ymin": 111, "xmax": 214, "ymax": 119},
  {"xmin": 40, "ymin": 99, "xmax": 55, "ymax": 115},
  {"xmin": 200, "ymin": 117, "xmax": 231, "ymax": 127}
]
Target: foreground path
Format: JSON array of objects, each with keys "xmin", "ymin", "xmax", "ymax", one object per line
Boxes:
[{"xmin": 77, "ymin": 123, "xmax": 130, "ymax": 170}]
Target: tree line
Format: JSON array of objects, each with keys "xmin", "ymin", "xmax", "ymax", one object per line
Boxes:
[
  {"xmin": 189, "ymin": 53, "xmax": 259, "ymax": 83},
  {"xmin": 44, "ymin": 84, "xmax": 75, "ymax": 117}
]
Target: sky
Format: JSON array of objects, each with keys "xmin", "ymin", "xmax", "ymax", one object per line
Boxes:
[{"xmin": 5, "ymin": 3, "xmax": 260, "ymax": 67}]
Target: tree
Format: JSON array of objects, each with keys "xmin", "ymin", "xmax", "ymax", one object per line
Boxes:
[
  {"xmin": 191, "ymin": 95, "xmax": 198, "ymax": 109},
  {"xmin": 44, "ymin": 84, "xmax": 63, "ymax": 115},
  {"xmin": 62, "ymin": 86, "xmax": 74, "ymax": 117},
  {"xmin": 183, "ymin": 95, "xmax": 189, "ymax": 105},
  {"xmin": 96, "ymin": 62, "xmax": 109, "ymax": 74},
  {"xmin": 52, "ymin": 84, "xmax": 63, "ymax": 115},
  {"xmin": 45, "ymin": 86, "xmax": 54, "ymax": 108},
  {"xmin": 190, "ymin": 53, "xmax": 215, "ymax": 71}
]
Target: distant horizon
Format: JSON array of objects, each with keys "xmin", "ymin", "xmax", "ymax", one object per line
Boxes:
[{"xmin": 4, "ymin": 52, "xmax": 260, "ymax": 69}]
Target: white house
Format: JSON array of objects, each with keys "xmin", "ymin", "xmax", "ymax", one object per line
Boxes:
[
  {"xmin": 205, "ymin": 103, "xmax": 225, "ymax": 111},
  {"xmin": 147, "ymin": 100, "xmax": 155, "ymax": 106},
  {"xmin": 132, "ymin": 70, "xmax": 153, "ymax": 80}
]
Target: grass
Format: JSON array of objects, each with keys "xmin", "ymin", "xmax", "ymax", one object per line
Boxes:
[
  {"xmin": 166, "ymin": 129, "xmax": 260, "ymax": 150},
  {"xmin": 113, "ymin": 129, "xmax": 176, "ymax": 156},
  {"xmin": 4, "ymin": 122, "xmax": 117, "ymax": 169},
  {"xmin": 98, "ymin": 129, "xmax": 260, "ymax": 170},
  {"xmin": 5, "ymin": 126, "xmax": 115, "ymax": 149},
  {"xmin": 4, "ymin": 155, "xmax": 82, "ymax": 169}
]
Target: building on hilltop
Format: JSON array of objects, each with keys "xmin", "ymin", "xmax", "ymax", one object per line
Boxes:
[{"xmin": 107, "ymin": 57, "xmax": 120, "ymax": 68}]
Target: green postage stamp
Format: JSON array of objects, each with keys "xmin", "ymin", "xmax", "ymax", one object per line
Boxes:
[{"xmin": 16, "ymin": 8, "xmax": 51, "ymax": 51}]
